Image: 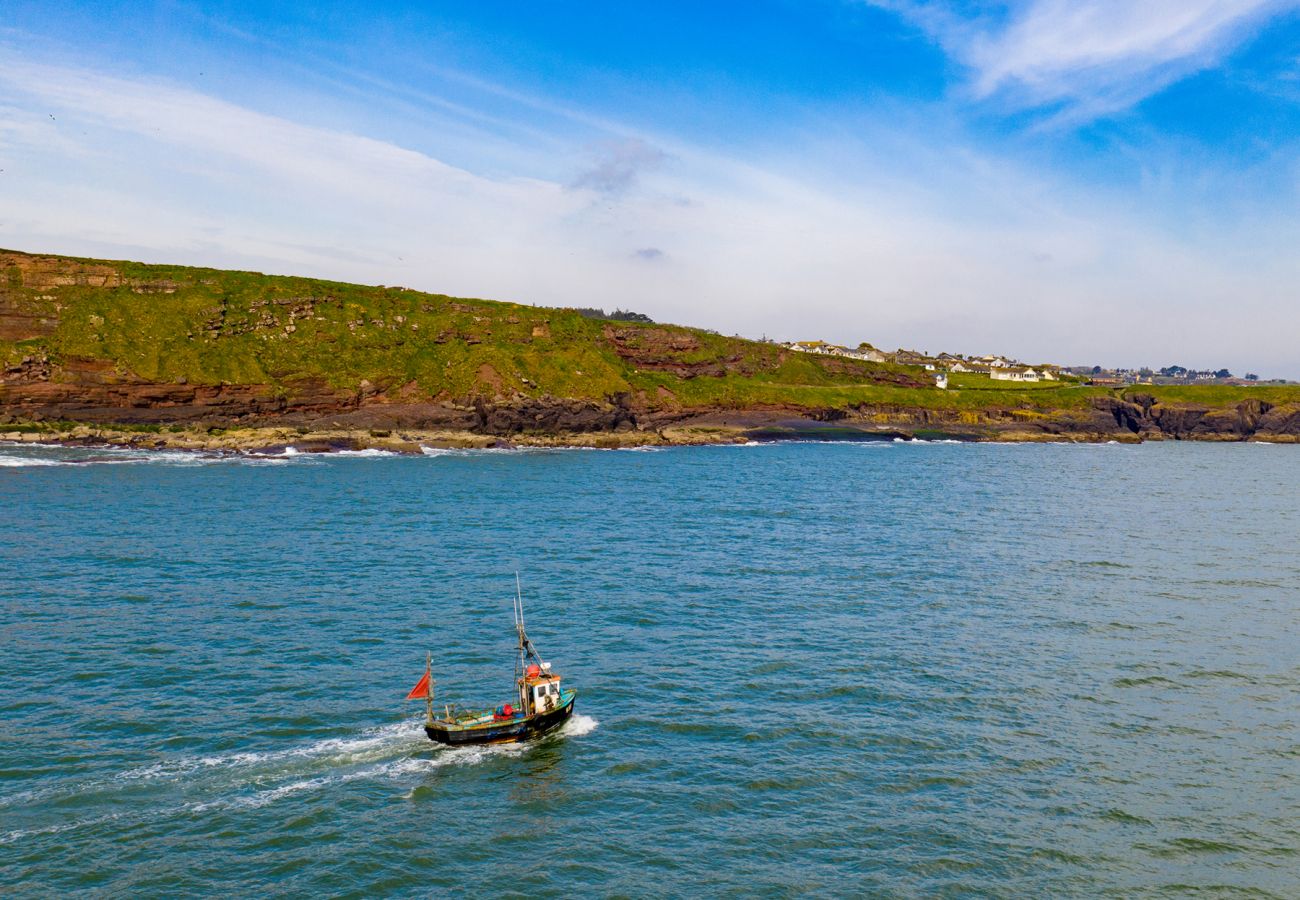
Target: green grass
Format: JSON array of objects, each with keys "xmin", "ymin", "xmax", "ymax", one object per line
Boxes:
[
  {"xmin": 1126, "ymin": 385, "xmax": 1300, "ymax": 406},
  {"xmin": 4, "ymin": 248, "xmax": 1298, "ymax": 416}
]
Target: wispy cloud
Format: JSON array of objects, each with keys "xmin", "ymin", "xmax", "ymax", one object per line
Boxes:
[
  {"xmin": 876, "ymin": 0, "xmax": 1300, "ymax": 117},
  {"xmin": 569, "ymin": 138, "xmax": 669, "ymax": 195},
  {"xmin": 0, "ymin": 47, "xmax": 1297, "ymax": 375}
]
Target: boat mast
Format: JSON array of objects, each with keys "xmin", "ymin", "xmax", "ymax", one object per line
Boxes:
[
  {"xmin": 514, "ymin": 572, "xmax": 527, "ymax": 712},
  {"xmin": 514, "ymin": 573, "xmax": 524, "ymax": 667},
  {"xmin": 514, "ymin": 573, "xmax": 544, "ymax": 665}
]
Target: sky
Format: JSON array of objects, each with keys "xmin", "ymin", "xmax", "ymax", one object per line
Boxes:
[{"xmin": 2, "ymin": 1, "xmax": 1299, "ymax": 376}]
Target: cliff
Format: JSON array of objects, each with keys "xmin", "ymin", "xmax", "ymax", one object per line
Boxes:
[{"xmin": 3, "ymin": 249, "xmax": 1298, "ymax": 449}]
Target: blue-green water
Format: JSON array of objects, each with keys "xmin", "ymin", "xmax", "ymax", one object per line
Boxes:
[{"xmin": 2, "ymin": 440, "xmax": 1297, "ymax": 896}]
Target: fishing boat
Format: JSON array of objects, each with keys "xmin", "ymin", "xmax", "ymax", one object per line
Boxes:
[{"xmin": 406, "ymin": 578, "xmax": 576, "ymax": 746}]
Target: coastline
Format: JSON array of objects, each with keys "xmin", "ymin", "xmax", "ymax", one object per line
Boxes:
[
  {"xmin": 3, "ymin": 250, "xmax": 1297, "ymax": 453},
  {"xmin": 3, "ymin": 411, "xmax": 1294, "ymax": 456}
]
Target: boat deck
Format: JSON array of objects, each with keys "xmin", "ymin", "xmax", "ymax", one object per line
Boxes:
[{"xmin": 437, "ymin": 689, "xmax": 577, "ymax": 730}]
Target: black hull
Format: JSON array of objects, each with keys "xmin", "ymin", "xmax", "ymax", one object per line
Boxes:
[{"xmin": 425, "ymin": 696, "xmax": 576, "ymax": 746}]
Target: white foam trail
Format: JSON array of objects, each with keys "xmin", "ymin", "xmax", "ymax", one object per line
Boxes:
[
  {"xmin": 188, "ymin": 714, "xmax": 595, "ymax": 810},
  {"xmin": 0, "ymin": 812, "xmax": 124, "ymax": 846},
  {"xmin": 8, "ymin": 714, "xmax": 599, "ymax": 825},
  {"xmin": 190, "ymin": 738, "xmax": 532, "ymax": 811},
  {"xmin": 188, "ymin": 771, "xmax": 364, "ymax": 812},
  {"xmin": 118, "ymin": 720, "xmax": 426, "ymax": 783}
]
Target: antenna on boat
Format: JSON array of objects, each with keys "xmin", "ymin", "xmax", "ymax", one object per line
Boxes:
[
  {"xmin": 514, "ymin": 571, "xmax": 526, "ymax": 683},
  {"xmin": 515, "ymin": 571, "xmax": 526, "ymax": 633},
  {"xmin": 513, "ymin": 571, "xmax": 545, "ymax": 671}
]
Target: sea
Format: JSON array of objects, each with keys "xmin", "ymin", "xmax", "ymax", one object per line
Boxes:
[{"xmin": 1, "ymin": 439, "xmax": 1297, "ymax": 897}]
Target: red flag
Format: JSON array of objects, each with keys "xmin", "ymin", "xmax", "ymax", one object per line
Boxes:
[{"xmin": 406, "ymin": 670, "xmax": 431, "ymax": 700}]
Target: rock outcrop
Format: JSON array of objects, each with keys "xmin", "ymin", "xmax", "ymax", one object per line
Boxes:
[{"xmin": 1094, "ymin": 395, "xmax": 1299, "ymax": 442}]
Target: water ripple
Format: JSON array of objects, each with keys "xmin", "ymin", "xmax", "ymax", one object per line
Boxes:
[{"xmin": 1, "ymin": 442, "xmax": 1297, "ymax": 895}]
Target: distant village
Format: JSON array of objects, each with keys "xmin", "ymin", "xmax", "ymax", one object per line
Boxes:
[
  {"xmin": 782, "ymin": 340, "xmax": 1061, "ymax": 389},
  {"xmin": 778, "ymin": 340, "xmax": 1280, "ymax": 387},
  {"xmin": 1063, "ymin": 365, "xmax": 1269, "ymax": 386}
]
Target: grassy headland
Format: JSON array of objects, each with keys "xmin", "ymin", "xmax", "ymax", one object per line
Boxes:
[{"xmin": 2, "ymin": 249, "xmax": 1297, "ymax": 448}]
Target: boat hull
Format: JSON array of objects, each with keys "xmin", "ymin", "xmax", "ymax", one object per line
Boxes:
[{"xmin": 425, "ymin": 694, "xmax": 576, "ymax": 746}]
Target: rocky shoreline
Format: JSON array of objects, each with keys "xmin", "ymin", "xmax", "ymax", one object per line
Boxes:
[{"xmin": 3, "ymin": 389, "xmax": 1296, "ymax": 456}]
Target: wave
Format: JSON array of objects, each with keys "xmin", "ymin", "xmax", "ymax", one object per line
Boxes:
[
  {"xmin": 331, "ymin": 448, "xmax": 401, "ymax": 457},
  {"xmin": 0, "ymin": 444, "xmax": 319, "ymax": 468},
  {"xmin": 419, "ymin": 444, "xmax": 663, "ymax": 457},
  {"xmin": 0, "ymin": 454, "xmax": 64, "ymax": 467},
  {"xmin": 888, "ymin": 438, "xmax": 965, "ymax": 445},
  {"xmin": 563, "ymin": 713, "xmax": 599, "ymax": 737}
]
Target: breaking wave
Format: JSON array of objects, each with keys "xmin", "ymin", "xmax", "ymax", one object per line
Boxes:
[
  {"xmin": 563, "ymin": 713, "xmax": 599, "ymax": 737},
  {"xmin": 0, "ymin": 454, "xmax": 64, "ymax": 467}
]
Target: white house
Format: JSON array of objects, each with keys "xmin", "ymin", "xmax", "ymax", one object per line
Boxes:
[
  {"xmin": 788, "ymin": 340, "xmax": 830, "ymax": 354},
  {"xmin": 990, "ymin": 367, "xmax": 1041, "ymax": 382}
]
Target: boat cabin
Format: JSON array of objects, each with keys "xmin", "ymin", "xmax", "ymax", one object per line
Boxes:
[{"xmin": 519, "ymin": 663, "xmax": 563, "ymax": 715}]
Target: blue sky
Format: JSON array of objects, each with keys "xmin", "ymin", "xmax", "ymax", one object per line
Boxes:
[{"xmin": 3, "ymin": 1, "xmax": 1299, "ymax": 375}]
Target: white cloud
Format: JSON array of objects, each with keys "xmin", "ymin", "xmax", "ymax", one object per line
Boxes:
[
  {"xmin": 0, "ymin": 49, "xmax": 1297, "ymax": 376},
  {"xmin": 876, "ymin": 0, "xmax": 1300, "ymax": 116}
]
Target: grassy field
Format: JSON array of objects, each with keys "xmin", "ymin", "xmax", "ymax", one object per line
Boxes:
[
  {"xmin": 1123, "ymin": 384, "xmax": 1300, "ymax": 406},
  {"xmin": 4, "ymin": 249, "xmax": 1297, "ymax": 416}
]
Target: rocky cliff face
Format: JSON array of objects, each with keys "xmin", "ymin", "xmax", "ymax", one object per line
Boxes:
[
  {"xmin": 1095, "ymin": 395, "xmax": 1300, "ymax": 442},
  {"xmin": 5, "ymin": 358, "xmax": 1297, "ymax": 444}
]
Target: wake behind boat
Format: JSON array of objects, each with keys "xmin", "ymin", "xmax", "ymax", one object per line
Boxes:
[{"xmin": 406, "ymin": 578, "xmax": 576, "ymax": 746}]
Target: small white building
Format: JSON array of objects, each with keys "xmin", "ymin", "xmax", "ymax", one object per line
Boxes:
[
  {"xmin": 935, "ymin": 371, "xmax": 948, "ymax": 389},
  {"xmin": 788, "ymin": 340, "xmax": 830, "ymax": 354},
  {"xmin": 990, "ymin": 367, "xmax": 1041, "ymax": 382}
]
